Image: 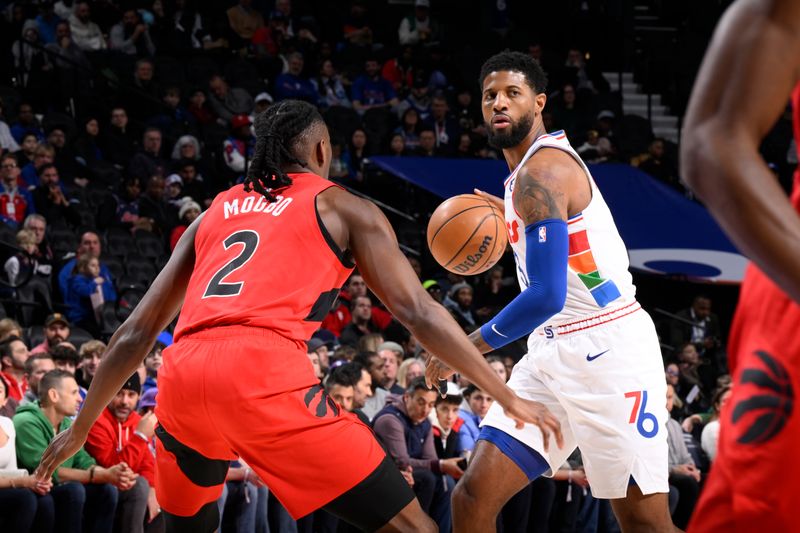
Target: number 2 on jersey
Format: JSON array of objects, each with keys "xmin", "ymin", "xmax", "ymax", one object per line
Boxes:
[{"xmin": 203, "ymin": 230, "xmax": 259, "ymax": 298}]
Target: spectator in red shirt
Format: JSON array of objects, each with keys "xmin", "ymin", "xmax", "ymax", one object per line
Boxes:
[
  {"xmin": 85, "ymin": 373, "xmax": 160, "ymax": 533},
  {"xmin": 0, "ymin": 336, "xmax": 30, "ymax": 403},
  {"xmin": 0, "ymin": 154, "xmax": 35, "ymax": 227},
  {"xmin": 321, "ymin": 273, "xmax": 392, "ymax": 336}
]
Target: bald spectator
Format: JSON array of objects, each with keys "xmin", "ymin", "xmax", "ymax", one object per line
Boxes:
[
  {"xmin": 128, "ymin": 128, "xmax": 168, "ymax": 181},
  {"xmin": 21, "ymin": 353, "xmax": 54, "ymax": 405},
  {"xmin": 207, "ymin": 75, "xmax": 254, "ymax": 125},
  {"xmin": 69, "ymin": 1, "xmax": 107, "ymax": 51}
]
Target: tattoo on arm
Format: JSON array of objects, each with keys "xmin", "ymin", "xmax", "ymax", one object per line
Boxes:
[{"xmin": 512, "ymin": 167, "xmax": 567, "ymax": 225}]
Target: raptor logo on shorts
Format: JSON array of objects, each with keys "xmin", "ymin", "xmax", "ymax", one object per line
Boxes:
[{"xmin": 732, "ymin": 350, "xmax": 793, "ymax": 445}]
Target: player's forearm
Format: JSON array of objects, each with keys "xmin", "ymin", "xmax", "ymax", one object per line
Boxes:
[
  {"xmin": 407, "ymin": 300, "xmax": 515, "ymax": 406},
  {"xmin": 468, "ymin": 328, "xmax": 493, "ymax": 354},
  {"xmin": 682, "ymin": 126, "xmax": 800, "ymax": 303}
]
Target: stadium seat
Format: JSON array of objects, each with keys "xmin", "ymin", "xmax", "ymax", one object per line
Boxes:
[
  {"xmin": 105, "ymin": 229, "xmax": 137, "ymax": 260},
  {"xmin": 101, "ymin": 255, "xmax": 124, "ymax": 282},
  {"xmin": 134, "ymin": 230, "xmax": 165, "ymax": 259},
  {"xmin": 50, "ymin": 227, "xmax": 78, "ymax": 257},
  {"xmin": 68, "ymin": 327, "xmax": 93, "ymax": 350},
  {"xmin": 99, "ymin": 300, "xmax": 121, "ymax": 336},
  {"xmin": 126, "ymin": 258, "xmax": 157, "ymax": 285}
]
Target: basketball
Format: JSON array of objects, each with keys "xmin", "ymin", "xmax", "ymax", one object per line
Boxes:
[{"xmin": 427, "ymin": 194, "xmax": 507, "ymax": 275}]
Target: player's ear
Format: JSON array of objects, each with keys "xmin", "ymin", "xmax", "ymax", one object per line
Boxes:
[
  {"xmin": 314, "ymin": 138, "xmax": 326, "ymax": 168},
  {"xmin": 535, "ymin": 92, "xmax": 547, "ymax": 115}
]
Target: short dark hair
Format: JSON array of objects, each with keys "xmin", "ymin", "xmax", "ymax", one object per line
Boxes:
[
  {"xmin": 462, "ymin": 384, "xmax": 479, "ymax": 399},
  {"xmin": 405, "ymin": 376, "xmax": 432, "ymax": 395},
  {"xmin": 39, "ymin": 369, "xmax": 75, "ymax": 404},
  {"xmin": 38, "ymin": 163, "xmax": 57, "ymax": 176},
  {"xmin": 479, "ymin": 50, "xmax": 548, "ymax": 94},
  {"xmin": 50, "ymin": 344, "xmax": 79, "ymax": 366},
  {"xmin": 436, "ymin": 392, "xmax": 462, "ymax": 406},
  {"xmin": 24, "ymin": 353, "xmax": 53, "ymax": 375},
  {"xmin": 353, "ymin": 351, "xmax": 379, "ymax": 369},
  {"xmin": 0, "ymin": 336, "xmax": 24, "ymax": 360},
  {"xmin": 327, "ymin": 363, "xmax": 362, "ymax": 389}
]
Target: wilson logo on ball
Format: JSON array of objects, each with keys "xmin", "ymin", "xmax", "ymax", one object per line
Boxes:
[
  {"xmin": 731, "ymin": 350, "xmax": 793, "ymax": 445},
  {"xmin": 453, "ymin": 236, "xmax": 494, "ymax": 273}
]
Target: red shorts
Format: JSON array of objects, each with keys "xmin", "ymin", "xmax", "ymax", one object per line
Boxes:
[
  {"xmin": 153, "ymin": 326, "xmax": 386, "ymax": 519},
  {"xmin": 689, "ymin": 265, "xmax": 800, "ymax": 531}
]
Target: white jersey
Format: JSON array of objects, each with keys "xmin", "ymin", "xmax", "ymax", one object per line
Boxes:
[{"xmin": 502, "ymin": 130, "xmax": 637, "ymax": 329}]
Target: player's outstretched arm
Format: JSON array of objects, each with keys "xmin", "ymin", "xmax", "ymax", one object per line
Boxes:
[
  {"xmin": 323, "ymin": 188, "xmax": 563, "ymax": 446},
  {"xmin": 681, "ymin": 0, "xmax": 800, "ymax": 302},
  {"xmin": 36, "ymin": 214, "xmax": 204, "ymax": 481}
]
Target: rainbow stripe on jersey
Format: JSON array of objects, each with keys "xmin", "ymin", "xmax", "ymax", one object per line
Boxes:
[{"xmin": 567, "ymin": 213, "xmax": 622, "ymax": 307}]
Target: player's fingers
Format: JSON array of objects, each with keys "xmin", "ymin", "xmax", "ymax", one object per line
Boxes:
[
  {"xmin": 538, "ymin": 422, "xmax": 550, "ymax": 453},
  {"xmin": 546, "ymin": 415, "xmax": 564, "ymax": 449}
]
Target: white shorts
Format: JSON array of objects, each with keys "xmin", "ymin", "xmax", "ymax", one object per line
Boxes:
[{"xmin": 480, "ymin": 303, "xmax": 669, "ymax": 499}]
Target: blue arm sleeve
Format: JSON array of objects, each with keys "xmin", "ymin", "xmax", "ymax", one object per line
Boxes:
[{"xmin": 480, "ymin": 219, "xmax": 569, "ymax": 349}]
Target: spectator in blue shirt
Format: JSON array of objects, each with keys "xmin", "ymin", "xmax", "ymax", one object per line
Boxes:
[
  {"xmin": 58, "ymin": 231, "xmax": 113, "ymax": 304},
  {"xmin": 66, "ymin": 253, "xmax": 116, "ymax": 335},
  {"xmin": 35, "ymin": 2, "xmax": 62, "ymax": 44},
  {"xmin": 274, "ymin": 52, "xmax": 318, "ymax": 104},
  {"xmin": 351, "ymin": 57, "xmax": 399, "ymax": 115}
]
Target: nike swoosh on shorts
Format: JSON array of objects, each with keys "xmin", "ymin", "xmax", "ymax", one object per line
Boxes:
[{"xmin": 586, "ymin": 349, "xmax": 610, "ymax": 361}]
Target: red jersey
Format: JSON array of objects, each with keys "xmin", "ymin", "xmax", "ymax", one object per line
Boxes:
[{"xmin": 174, "ymin": 173, "xmax": 354, "ymax": 342}]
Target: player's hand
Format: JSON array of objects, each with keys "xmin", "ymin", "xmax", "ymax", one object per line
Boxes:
[
  {"xmin": 503, "ymin": 396, "xmax": 563, "ymax": 452},
  {"xmin": 35, "ymin": 426, "xmax": 88, "ymax": 482},
  {"xmin": 681, "ymin": 414, "xmax": 701, "ymax": 433},
  {"xmin": 439, "ymin": 457, "xmax": 465, "ymax": 480},
  {"xmin": 399, "ymin": 466, "xmax": 414, "ymax": 488},
  {"xmin": 147, "ymin": 488, "xmax": 161, "ymax": 522},
  {"xmin": 424, "ymin": 355, "xmax": 455, "ymax": 396},
  {"xmin": 473, "ymin": 188, "xmax": 504, "ymax": 212},
  {"xmin": 570, "ymin": 468, "xmax": 590, "ymax": 488}
]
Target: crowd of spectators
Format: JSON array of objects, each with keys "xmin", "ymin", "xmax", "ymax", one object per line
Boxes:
[{"xmin": 0, "ymin": 0, "xmax": 754, "ymax": 532}]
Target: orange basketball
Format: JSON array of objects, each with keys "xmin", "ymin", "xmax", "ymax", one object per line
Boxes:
[{"xmin": 427, "ymin": 194, "xmax": 507, "ymax": 275}]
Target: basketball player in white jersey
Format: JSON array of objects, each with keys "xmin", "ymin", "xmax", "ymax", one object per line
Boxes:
[{"xmin": 426, "ymin": 51, "xmax": 676, "ymax": 531}]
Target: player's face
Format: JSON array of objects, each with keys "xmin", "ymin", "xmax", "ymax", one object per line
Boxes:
[
  {"xmin": 481, "ymin": 70, "xmax": 545, "ymax": 149},
  {"xmin": 435, "ymin": 402, "xmax": 460, "ymax": 431},
  {"xmin": 405, "ymin": 389, "xmax": 437, "ymax": 424}
]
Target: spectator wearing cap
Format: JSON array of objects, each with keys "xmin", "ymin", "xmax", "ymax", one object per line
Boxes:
[
  {"xmin": 31, "ymin": 313, "xmax": 70, "ymax": 355},
  {"xmin": 208, "ymin": 75, "xmax": 254, "ymax": 126},
  {"xmin": 422, "ymin": 279, "xmax": 443, "ymax": 303},
  {"xmin": 223, "ymin": 114, "xmax": 255, "ymax": 179},
  {"xmin": 77, "ymin": 340, "xmax": 105, "ymax": 390},
  {"xmin": 14, "ymin": 370, "xmax": 127, "ymax": 533},
  {"xmin": 352, "ymin": 57, "xmax": 399, "ymax": 115},
  {"xmin": 378, "ymin": 341, "xmax": 405, "ymax": 394},
  {"xmin": 86, "ymin": 373, "xmax": 161, "ymax": 533},
  {"xmin": 138, "ymin": 388, "xmax": 157, "ymax": 415},
  {"xmin": 170, "ymin": 198, "xmax": 202, "ymax": 251},
  {"xmin": 0, "ymin": 336, "xmax": 30, "ymax": 403},
  {"xmin": 165, "ymin": 174, "xmax": 184, "ymax": 208},
  {"xmin": 21, "ymin": 353, "xmax": 55, "ymax": 406},
  {"xmin": 143, "ymin": 332, "xmax": 171, "ymax": 395},
  {"xmin": 398, "ymin": 0, "xmax": 440, "ymax": 46},
  {"xmin": 253, "ymin": 92, "xmax": 274, "ymax": 116},
  {"xmin": 307, "ymin": 337, "xmax": 330, "ymax": 375},
  {"xmin": 274, "ymin": 52, "xmax": 319, "ymax": 104},
  {"xmin": 444, "ymin": 282, "xmax": 476, "ymax": 333},
  {"xmin": 373, "ymin": 377, "xmax": 462, "ymax": 523},
  {"xmin": 128, "ymin": 127, "xmax": 168, "ymax": 181}
]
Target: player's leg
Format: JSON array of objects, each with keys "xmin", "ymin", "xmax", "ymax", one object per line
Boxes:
[
  {"xmin": 609, "ymin": 484, "xmax": 676, "ymax": 533},
  {"xmin": 154, "ymin": 425, "xmax": 229, "ymax": 533},
  {"xmin": 451, "ymin": 437, "xmax": 535, "ymax": 533}
]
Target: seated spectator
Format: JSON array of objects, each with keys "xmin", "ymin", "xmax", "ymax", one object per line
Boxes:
[
  {"xmin": 394, "ymin": 107, "xmax": 422, "ymax": 152},
  {"xmin": 453, "ymin": 88, "xmax": 483, "ymax": 134},
  {"xmin": 175, "ymin": 158, "xmax": 210, "ymax": 208},
  {"xmin": 223, "ymin": 115, "xmax": 256, "ymax": 180},
  {"xmin": 0, "ymin": 319, "xmax": 22, "ymax": 342},
  {"xmin": 69, "ymin": 1, "xmax": 107, "ymax": 51},
  {"xmin": 387, "ymin": 133, "xmax": 408, "ymax": 156},
  {"xmin": 0, "ymin": 336, "xmax": 30, "ymax": 403},
  {"xmin": 397, "ymin": 358, "xmax": 425, "ymax": 390},
  {"xmin": 227, "ymin": 0, "xmax": 265, "ymax": 44},
  {"xmin": 0, "ymin": 373, "xmax": 54, "ymax": 533},
  {"xmin": 102, "ymin": 107, "xmax": 138, "ymax": 167},
  {"xmin": 14, "ymin": 370, "xmax": 129, "ymax": 532},
  {"xmin": 128, "ymin": 128, "xmax": 169, "ymax": 181},
  {"xmin": 415, "ymin": 127, "xmax": 439, "ymax": 157},
  {"xmin": 11, "ymin": 24, "xmax": 54, "ymax": 108},
  {"xmin": 4, "ymin": 228, "xmax": 52, "ymax": 323},
  {"xmin": 431, "ymin": 382, "xmax": 466, "ymax": 460},
  {"xmin": 373, "ymin": 377, "xmax": 461, "ymax": 524},
  {"xmin": 251, "ymin": 10, "xmax": 288, "ymax": 60},
  {"xmin": 378, "ymin": 341, "xmax": 405, "ymax": 394},
  {"xmin": 274, "ymin": 52, "xmax": 318, "ymax": 104},
  {"xmin": 110, "ymin": 8, "xmax": 156, "ymax": 56},
  {"xmin": 66, "ymin": 253, "xmax": 117, "ymax": 335},
  {"xmin": 342, "ymin": 128, "xmax": 369, "ymax": 183},
  {"xmin": 340, "ymin": 296, "xmax": 384, "ymax": 348},
  {"xmin": 382, "ymin": 45, "xmax": 416, "ymax": 97},
  {"xmin": 10, "ymin": 104, "xmax": 44, "ymax": 145},
  {"xmin": 321, "ymin": 273, "xmax": 393, "ymax": 336},
  {"xmin": 454, "ymin": 132, "xmax": 475, "ymax": 158},
  {"xmin": 666, "ymin": 384, "xmax": 700, "ymax": 529},
  {"xmin": 128, "ymin": 59, "xmax": 162, "ymax": 119},
  {"xmin": 21, "ymin": 353, "xmax": 55, "ymax": 406},
  {"xmin": 148, "ymin": 86, "xmax": 197, "ymax": 139},
  {"xmin": 4, "ymin": 229, "xmax": 38, "ymax": 286},
  {"xmin": 85, "ymin": 373, "xmax": 161, "ymax": 532},
  {"xmin": 45, "ymin": 20, "xmax": 91, "ymax": 72},
  {"xmin": 352, "ymin": 57, "xmax": 399, "ymax": 115},
  {"xmin": 458, "ymin": 384, "xmax": 493, "ymax": 452},
  {"xmin": 0, "ymin": 154, "xmax": 35, "ymax": 227},
  {"xmin": 20, "ymin": 143, "xmax": 55, "ymax": 189},
  {"xmin": 563, "ymin": 47, "xmax": 609, "ymax": 95},
  {"xmin": 473, "ymin": 265, "xmax": 515, "ymax": 322},
  {"xmin": 423, "ymin": 94, "xmax": 460, "ymax": 155},
  {"xmin": 358, "ymin": 332, "xmax": 385, "ymax": 354},
  {"xmin": 312, "ymin": 59, "xmax": 351, "ymax": 109},
  {"xmin": 0, "ymin": 99, "xmax": 20, "ymax": 153},
  {"xmin": 701, "ymin": 385, "xmax": 732, "ymax": 463},
  {"xmin": 398, "ymin": 0, "xmax": 440, "ymax": 46},
  {"xmin": 35, "ymin": 2, "xmax": 61, "ymax": 44},
  {"xmin": 253, "ymin": 92, "xmax": 273, "ymax": 116},
  {"xmin": 550, "ymin": 83, "xmax": 588, "ymax": 142},
  {"xmin": 97, "ymin": 176, "xmax": 149, "ymax": 232},
  {"xmin": 307, "ymin": 344, "xmax": 324, "ymax": 381},
  {"xmin": 32, "ymin": 164, "xmax": 81, "ymax": 227},
  {"xmin": 17, "ymin": 133, "xmax": 40, "ymax": 169},
  {"xmin": 575, "ymin": 129, "xmax": 613, "ymax": 164},
  {"xmin": 50, "ymin": 344, "xmax": 81, "ymax": 378},
  {"xmin": 170, "ymin": 135, "xmax": 202, "ymax": 163},
  {"xmin": 486, "ymin": 355, "xmax": 508, "ymax": 382},
  {"xmin": 31, "ymin": 313, "xmax": 70, "ymax": 355},
  {"xmin": 76, "ymin": 340, "xmax": 105, "ymax": 390},
  {"xmin": 328, "ymin": 362, "xmax": 372, "ymax": 424},
  {"xmin": 139, "ymin": 175, "xmax": 178, "ymax": 236},
  {"xmin": 58, "ymin": 230, "xmax": 112, "ymax": 303},
  {"xmin": 143, "ymin": 332, "xmax": 171, "ymax": 395},
  {"xmin": 676, "ymin": 343, "xmax": 711, "ymax": 413},
  {"xmin": 208, "ymin": 75, "xmax": 255, "ymax": 126},
  {"xmin": 170, "ymin": 198, "xmax": 201, "ymax": 251},
  {"xmin": 186, "ymin": 88, "xmax": 217, "ymax": 127},
  {"xmin": 354, "ymin": 351, "xmax": 388, "ymax": 421},
  {"xmin": 444, "ymin": 282, "xmax": 477, "ymax": 333}
]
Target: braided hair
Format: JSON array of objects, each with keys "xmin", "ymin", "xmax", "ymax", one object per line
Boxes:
[{"xmin": 244, "ymin": 99, "xmax": 325, "ymax": 202}]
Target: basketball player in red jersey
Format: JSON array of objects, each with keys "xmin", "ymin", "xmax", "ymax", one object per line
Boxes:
[
  {"xmin": 34, "ymin": 100, "xmax": 562, "ymax": 532},
  {"xmin": 681, "ymin": 1, "xmax": 800, "ymax": 530}
]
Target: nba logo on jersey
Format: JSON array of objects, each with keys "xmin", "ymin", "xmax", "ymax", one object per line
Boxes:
[{"xmin": 538, "ymin": 226, "xmax": 547, "ymax": 243}]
